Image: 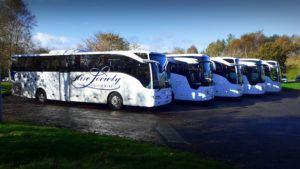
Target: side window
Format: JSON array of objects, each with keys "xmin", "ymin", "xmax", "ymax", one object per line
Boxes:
[
  {"xmin": 215, "ymin": 62, "xmax": 223, "ymax": 75},
  {"xmin": 52, "ymin": 56, "xmax": 68, "ymax": 71},
  {"xmin": 105, "ymin": 54, "xmax": 151, "ymax": 88},
  {"xmin": 89, "ymin": 55, "xmax": 105, "ymax": 69},
  {"xmin": 12, "ymin": 57, "xmax": 27, "ymax": 71},
  {"xmin": 167, "ymin": 63, "xmax": 177, "ymax": 73},
  {"xmin": 135, "ymin": 53, "xmax": 148, "ymax": 59},
  {"xmin": 263, "ymin": 65, "xmax": 270, "ymax": 77},
  {"xmin": 31, "ymin": 57, "xmax": 41, "ymax": 71},
  {"xmin": 25, "ymin": 57, "xmax": 33, "ymax": 71},
  {"xmin": 40, "ymin": 57, "xmax": 51, "ymax": 71},
  {"xmin": 177, "ymin": 64, "xmax": 182, "ymax": 74},
  {"xmin": 51, "ymin": 57, "xmax": 61, "ymax": 71},
  {"xmin": 168, "ymin": 62, "xmax": 188, "ymax": 76},
  {"xmin": 80, "ymin": 55, "xmax": 90, "ymax": 71},
  {"xmin": 108, "ymin": 55, "xmax": 129, "ymax": 72},
  {"xmin": 11, "ymin": 58, "xmax": 19, "ymax": 71},
  {"xmin": 68, "ymin": 55, "xmax": 81, "ymax": 71},
  {"xmin": 135, "ymin": 62, "xmax": 151, "ymax": 88},
  {"xmin": 60, "ymin": 56, "xmax": 68, "ymax": 71}
]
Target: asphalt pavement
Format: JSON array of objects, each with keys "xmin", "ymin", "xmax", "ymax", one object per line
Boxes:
[{"xmin": 3, "ymin": 89, "xmax": 300, "ymax": 169}]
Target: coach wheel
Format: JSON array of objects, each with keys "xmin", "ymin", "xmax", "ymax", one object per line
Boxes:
[
  {"xmin": 108, "ymin": 92, "xmax": 123, "ymax": 110},
  {"xmin": 36, "ymin": 89, "xmax": 47, "ymax": 103}
]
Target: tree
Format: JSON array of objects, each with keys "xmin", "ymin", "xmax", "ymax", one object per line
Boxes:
[
  {"xmin": 205, "ymin": 40, "xmax": 225, "ymax": 57},
  {"xmin": 31, "ymin": 46, "xmax": 50, "ymax": 54},
  {"xmin": 226, "ymin": 34, "xmax": 235, "ymax": 45},
  {"xmin": 238, "ymin": 31, "xmax": 265, "ymax": 57},
  {"xmin": 84, "ymin": 32, "xmax": 130, "ymax": 51},
  {"xmin": 291, "ymin": 35, "xmax": 300, "ymax": 55},
  {"xmin": 187, "ymin": 45, "xmax": 198, "ymax": 54},
  {"xmin": 128, "ymin": 37, "xmax": 141, "ymax": 50},
  {"xmin": 257, "ymin": 42, "xmax": 285, "ymax": 69},
  {"xmin": 257, "ymin": 38, "xmax": 296, "ymax": 71},
  {"xmin": 171, "ymin": 47, "xmax": 185, "ymax": 54},
  {"xmin": 226, "ymin": 39, "xmax": 242, "ymax": 56},
  {"xmin": 274, "ymin": 36, "xmax": 296, "ymax": 55},
  {"xmin": 0, "ymin": 0, "xmax": 36, "ymax": 78},
  {"xmin": 205, "ymin": 31, "xmax": 299, "ymax": 68}
]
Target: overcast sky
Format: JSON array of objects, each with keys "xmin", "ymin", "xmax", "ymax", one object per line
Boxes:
[{"xmin": 26, "ymin": 0, "xmax": 300, "ymax": 52}]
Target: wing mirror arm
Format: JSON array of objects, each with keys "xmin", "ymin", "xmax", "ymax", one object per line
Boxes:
[{"xmin": 210, "ymin": 61, "xmax": 216, "ymax": 71}]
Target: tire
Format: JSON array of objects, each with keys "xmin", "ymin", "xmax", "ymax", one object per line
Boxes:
[
  {"xmin": 36, "ymin": 89, "xmax": 47, "ymax": 103},
  {"xmin": 107, "ymin": 92, "xmax": 123, "ymax": 110}
]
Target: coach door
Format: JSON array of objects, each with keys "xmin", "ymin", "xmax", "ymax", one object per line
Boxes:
[
  {"xmin": 58, "ymin": 56, "xmax": 70, "ymax": 101},
  {"xmin": 59, "ymin": 72, "xmax": 70, "ymax": 101}
]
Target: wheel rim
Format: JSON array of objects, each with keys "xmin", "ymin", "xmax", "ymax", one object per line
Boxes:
[
  {"xmin": 38, "ymin": 92, "xmax": 45, "ymax": 102},
  {"xmin": 111, "ymin": 95, "xmax": 121, "ymax": 106}
]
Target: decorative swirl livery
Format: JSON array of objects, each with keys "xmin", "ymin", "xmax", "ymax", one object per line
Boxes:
[{"xmin": 71, "ymin": 66, "xmax": 122, "ymax": 90}]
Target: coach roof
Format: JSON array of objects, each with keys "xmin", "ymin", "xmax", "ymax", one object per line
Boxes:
[{"xmin": 13, "ymin": 50, "xmax": 163, "ymax": 63}]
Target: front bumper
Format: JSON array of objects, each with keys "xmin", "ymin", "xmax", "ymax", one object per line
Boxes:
[{"xmin": 243, "ymin": 83, "xmax": 266, "ymax": 95}]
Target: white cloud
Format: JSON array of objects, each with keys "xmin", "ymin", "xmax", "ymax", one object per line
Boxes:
[
  {"xmin": 136, "ymin": 35, "xmax": 195, "ymax": 53},
  {"xmin": 33, "ymin": 32, "xmax": 73, "ymax": 49}
]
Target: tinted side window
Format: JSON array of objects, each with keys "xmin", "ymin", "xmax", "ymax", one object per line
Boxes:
[
  {"xmin": 135, "ymin": 53, "xmax": 148, "ymax": 59},
  {"xmin": 108, "ymin": 55, "xmax": 151, "ymax": 88},
  {"xmin": 224, "ymin": 59, "xmax": 234, "ymax": 63},
  {"xmin": 135, "ymin": 62, "xmax": 151, "ymax": 88},
  {"xmin": 66, "ymin": 54, "xmax": 151, "ymax": 87},
  {"xmin": 167, "ymin": 63, "xmax": 177, "ymax": 73},
  {"xmin": 80, "ymin": 55, "xmax": 90, "ymax": 71},
  {"xmin": 167, "ymin": 62, "xmax": 188, "ymax": 75},
  {"xmin": 12, "ymin": 56, "xmax": 67, "ymax": 71},
  {"xmin": 39, "ymin": 56, "xmax": 66, "ymax": 71},
  {"xmin": 214, "ymin": 62, "xmax": 223, "ymax": 75},
  {"xmin": 90, "ymin": 55, "xmax": 108, "ymax": 69},
  {"xmin": 68, "ymin": 55, "xmax": 81, "ymax": 71},
  {"xmin": 69, "ymin": 54, "xmax": 110, "ymax": 71},
  {"xmin": 108, "ymin": 55, "xmax": 129, "ymax": 72},
  {"xmin": 12, "ymin": 57, "xmax": 26, "ymax": 71},
  {"xmin": 263, "ymin": 65, "xmax": 270, "ymax": 77}
]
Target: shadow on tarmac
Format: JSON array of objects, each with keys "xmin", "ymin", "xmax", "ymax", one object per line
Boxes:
[{"xmin": 4, "ymin": 89, "xmax": 300, "ymax": 115}]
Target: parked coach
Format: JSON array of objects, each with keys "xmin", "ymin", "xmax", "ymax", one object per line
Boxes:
[
  {"xmin": 239, "ymin": 58, "xmax": 266, "ymax": 95},
  {"xmin": 211, "ymin": 57, "xmax": 243, "ymax": 97},
  {"xmin": 11, "ymin": 50, "xmax": 172, "ymax": 110},
  {"xmin": 262, "ymin": 60, "xmax": 282, "ymax": 93},
  {"xmin": 166, "ymin": 54, "xmax": 214, "ymax": 101}
]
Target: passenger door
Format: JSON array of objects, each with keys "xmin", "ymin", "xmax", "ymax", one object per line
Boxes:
[{"xmin": 59, "ymin": 72, "xmax": 70, "ymax": 101}]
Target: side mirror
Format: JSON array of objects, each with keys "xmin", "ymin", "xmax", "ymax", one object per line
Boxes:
[{"xmin": 210, "ymin": 61, "xmax": 216, "ymax": 71}]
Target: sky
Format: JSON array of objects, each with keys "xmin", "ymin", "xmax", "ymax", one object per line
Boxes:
[{"xmin": 25, "ymin": 0, "xmax": 300, "ymax": 52}]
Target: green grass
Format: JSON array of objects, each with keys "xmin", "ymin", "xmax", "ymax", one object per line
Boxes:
[
  {"xmin": 0, "ymin": 82, "xmax": 12, "ymax": 95},
  {"xmin": 0, "ymin": 123, "xmax": 232, "ymax": 169},
  {"xmin": 286, "ymin": 56, "xmax": 300, "ymax": 80},
  {"xmin": 285, "ymin": 66, "xmax": 300, "ymax": 80},
  {"xmin": 282, "ymin": 82, "xmax": 300, "ymax": 90}
]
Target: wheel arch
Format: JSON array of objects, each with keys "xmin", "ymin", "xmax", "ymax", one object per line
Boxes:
[
  {"xmin": 35, "ymin": 87, "xmax": 47, "ymax": 98},
  {"xmin": 107, "ymin": 91, "xmax": 123, "ymax": 103}
]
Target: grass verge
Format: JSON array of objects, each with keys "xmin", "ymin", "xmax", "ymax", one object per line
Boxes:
[
  {"xmin": 282, "ymin": 82, "xmax": 300, "ymax": 90},
  {"xmin": 286, "ymin": 56, "xmax": 300, "ymax": 80},
  {"xmin": 0, "ymin": 123, "xmax": 232, "ymax": 169},
  {"xmin": 0, "ymin": 82, "xmax": 12, "ymax": 95}
]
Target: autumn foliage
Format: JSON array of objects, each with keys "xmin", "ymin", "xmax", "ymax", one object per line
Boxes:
[{"xmin": 205, "ymin": 31, "xmax": 299, "ymax": 69}]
